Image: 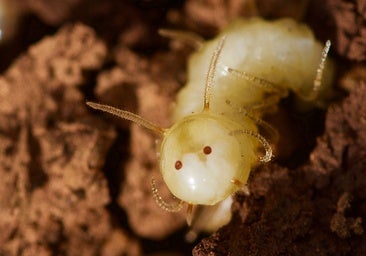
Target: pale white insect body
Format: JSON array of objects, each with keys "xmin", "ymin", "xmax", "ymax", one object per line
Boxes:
[
  {"xmin": 87, "ymin": 17, "xmax": 333, "ymax": 225},
  {"xmin": 161, "ymin": 17, "xmax": 333, "ymax": 207}
]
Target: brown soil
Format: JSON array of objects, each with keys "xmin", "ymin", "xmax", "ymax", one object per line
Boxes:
[{"xmin": 0, "ymin": 0, "xmax": 365, "ymax": 255}]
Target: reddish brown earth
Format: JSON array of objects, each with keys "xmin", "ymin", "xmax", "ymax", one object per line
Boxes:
[{"xmin": 0, "ymin": 0, "xmax": 365, "ymax": 255}]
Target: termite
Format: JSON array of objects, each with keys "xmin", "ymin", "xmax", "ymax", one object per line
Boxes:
[{"xmin": 87, "ymin": 17, "xmax": 333, "ymax": 231}]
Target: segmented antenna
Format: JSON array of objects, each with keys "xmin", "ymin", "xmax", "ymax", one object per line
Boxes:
[
  {"xmin": 231, "ymin": 129, "xmax": 273, "ymax": 162},
  {"xmin": 86, "ymin": 102, "xmax": 165, "ymax": 135},
  {"xmin": 302, "ymin": 40, "xmax": 331, "ymax": 100},
  {"xmin": 203, "ymin": 36, "xmax": 226, "ymax": 111},
  {"xmin": 151, "ymin": 178, "xmax": 184, "ymax": 212},
  {"xmin": 313, "ymin": 40, "xmax": 331, "ymax": 93}
]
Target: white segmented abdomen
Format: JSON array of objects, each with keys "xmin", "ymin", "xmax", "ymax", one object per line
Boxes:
[{"xmin": 174, "ymin": 18, "xmax": 334, "ymax": 122}]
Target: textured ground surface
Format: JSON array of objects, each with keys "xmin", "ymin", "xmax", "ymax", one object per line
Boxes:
[{"xmin": 0, "ymin": 0, "xmax": 365, "ymax": 255}]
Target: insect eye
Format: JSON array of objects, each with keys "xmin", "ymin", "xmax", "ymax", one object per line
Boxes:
[
  {"xmin": 203, "ymin": 146, "xmax": 212, "ymax": 155},
  {"xmin": 175, "ymin": 160, "xmax": 183, "ymax": 170}
]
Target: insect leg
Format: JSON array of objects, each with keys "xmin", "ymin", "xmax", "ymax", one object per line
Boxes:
[
  {"xmin": 225, "ymin": 100, "xmax": 279, "ymax": 144},
  {"xmin": 186, "ymin": 204, "xmax": 194, "ymax": 226},
  {"xmin": 245, "ymin": 115, "xmax": 279, "ymax": 145},
  {"xmin": 225, "ymin": 66, "xmax": 288, "ymax": 97},
  {"xmin": 231, "ymin": 179, "xmax": 250, "ymax": 195},
  {"xmin": 245, "ymin": 94, "xmax": 282, "ymax": 115}
]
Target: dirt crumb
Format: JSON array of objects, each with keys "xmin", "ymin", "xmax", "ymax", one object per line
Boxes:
[
  {"xmin": 327, "ymin": 0, "xmax": 366, "ymax": 61},
  {"xmin": 0, "ymin": 23, "xmax": 141, "ymax": 255},
  {"xmin": 330, "ymin": 190, "xmax": 364, "ymax": 239}
]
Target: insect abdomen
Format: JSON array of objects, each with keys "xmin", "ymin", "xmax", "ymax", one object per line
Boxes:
[{"xmin": 173, "ymin": 18, "xmax": 334, "ymax": 122}]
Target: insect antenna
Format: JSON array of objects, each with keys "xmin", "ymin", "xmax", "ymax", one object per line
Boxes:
[
  {"xmin": 158, "ymin": 29, "xmax": 204, "ymax": 49},
  {"xmin": 231, "ymin": 129, "xmax": 273, "ymax": 162},
  {"xmin": 203, "ymin": 36, "xmax": 226, "ymax": 111},
  {"xmin": 225, "ymin": 99, "xmax": 279, "ymax": 144},
  {"xmin": 151, "ymin": 178, "xmax": 184, "ymax": 212},
  {"xmin": 303, "ymin": 40, "xmax": 331, "ymax": 100},
  {"xmin": 86, "ymin": 102, "xmax": 165, "ymax": 135}
]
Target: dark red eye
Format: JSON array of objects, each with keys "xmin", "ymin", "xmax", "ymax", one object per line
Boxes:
[
  {"xmin": 175, "ymin": 160, "xmax": 183, "ymax": 170},
  {"xmin": 203, "ymin": 146, "xmax": 212, "ymax": 155}
]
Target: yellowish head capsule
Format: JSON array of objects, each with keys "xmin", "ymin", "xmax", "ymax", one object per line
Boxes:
[{"xmin": 160, "ymin": 113, "xmax": 257, "ymax": 205}]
